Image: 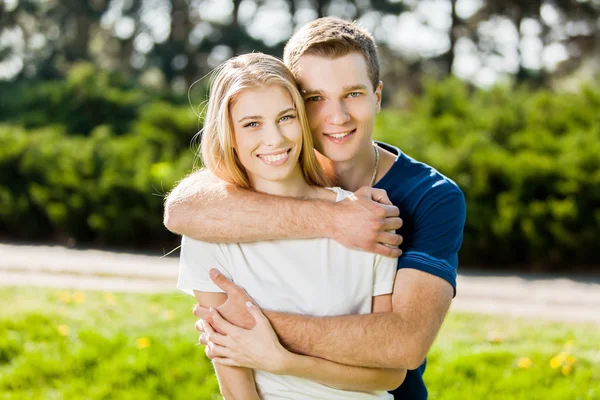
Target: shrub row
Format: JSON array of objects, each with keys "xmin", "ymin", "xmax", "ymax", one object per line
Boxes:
[
  {"xmin": 375, "ymin": 78, "xmax": 600, "ymax": 269},
  {"xmin": 0, "ymin": 123, "xmax": 195, "ymax": 249},
  {"xmin": 2, "ymin": 66, "xmax": 599, "ymax": 269},
  {"xmin": 0, "ymin": 63, "xmax": 207, "ymax": 249}
]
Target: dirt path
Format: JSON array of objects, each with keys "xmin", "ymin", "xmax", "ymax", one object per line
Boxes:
[{"xmin": 1, "ymin": 242, "xmax": 599, "ymax": 324}]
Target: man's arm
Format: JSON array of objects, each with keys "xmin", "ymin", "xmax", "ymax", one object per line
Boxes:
[
  {"xmin": 198, "ymin": 269, "xmax": 452, "ymax": 370},
  {"xmin": 164, "ymin": 169, "xmax": 402, "ymax": 256},
  {"xmin": 198, "ymin": 187, "xmax": 465, "ymax": 369},
  {"xmin": 165, "ymin": 170, "xmax": 331, "ymax": 242},
  {"xmin": 205, "ymin": 296, "xmax": 406, "ymax": 392},
  {"xmin": 274, "ymin": 293, "xmax": 406, "ymax": 391},
  {"xmin": 267, "ymin": 187, "xmax": 465, "ymax": 369},
  {"xmin": 269, "ymin": 269, "xmax": 453, "ymax": 369}
]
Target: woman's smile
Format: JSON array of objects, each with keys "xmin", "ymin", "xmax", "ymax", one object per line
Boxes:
[
  {"xmin": 256, "ymin": 149, "xmax": 291, "ymax": 166},
  {"xmin": 230, "ymin": 85, "xmax": 309, "ymax": 196}
]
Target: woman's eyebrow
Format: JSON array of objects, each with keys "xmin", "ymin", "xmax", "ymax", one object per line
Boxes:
[
  {"xmin": 277, "ymin": 108, "xmax": 295, "ymax": 116},
  {"xmin": 237, "ymin": 115, "xmax": 263, "ymax": 123},
  {"xmin": 237, "ymin": 108, "xmax": 294, "ymax": 123}
]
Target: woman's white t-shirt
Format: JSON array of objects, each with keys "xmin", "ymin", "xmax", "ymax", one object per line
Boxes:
[{"xmin": 177, "ymin": 187, "xmax": 397, "ymax": 400}]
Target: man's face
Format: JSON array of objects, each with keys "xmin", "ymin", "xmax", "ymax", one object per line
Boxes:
[{"xmin": 295, "ymin": 52, "xmax": 382, "ymax": 163}]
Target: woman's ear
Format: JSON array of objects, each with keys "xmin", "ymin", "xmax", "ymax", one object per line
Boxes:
[{"xmin": 231, "ymin": 130, "xmax": 238, "ymax": 150}]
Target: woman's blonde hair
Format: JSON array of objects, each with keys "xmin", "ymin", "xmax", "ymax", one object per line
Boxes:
[{"xmin": 199, "ymin": 53, "xmax": 330, "ymax": 189}]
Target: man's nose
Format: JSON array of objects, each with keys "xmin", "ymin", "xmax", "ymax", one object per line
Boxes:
[{"xmin": 326, "ymin": 100, "xmax": 351, "ymax": 125}]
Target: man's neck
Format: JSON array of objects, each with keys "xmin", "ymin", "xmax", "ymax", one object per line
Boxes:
[
  {"xmin": 332, "ymin": 144, "xmax": 397, "ymax": 192},
  {"xmin": 334, "ymin": 145, "xmax": 377, "ymax": 192}
]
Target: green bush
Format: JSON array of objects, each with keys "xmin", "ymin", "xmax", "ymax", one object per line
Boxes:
[
  {"xmin": 0, "ymin": 123, "xmax": 195, "ymax": 248},
  {"xmin": 0, "ymin": 63, "xmax": 202, "ymax": 248},
  {"xmin": 0, "ymin": 62, "xmax": 200, "ymax": 137},
  {"xmin": 375, "ymin": 78, "xmax": 600, "ymax": 269},
  {"xmin": 1, "ymin": 64, "xmax": 599, "ymax": 269}
]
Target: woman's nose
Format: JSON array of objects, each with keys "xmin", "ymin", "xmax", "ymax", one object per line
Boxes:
[{"xmin": 264, "ymin": 124, "xmax": 285, "ymax": 146}]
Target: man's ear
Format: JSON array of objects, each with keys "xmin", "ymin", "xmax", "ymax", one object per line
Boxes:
[{"xmin": 375, "ymin": 81, "xmax": 383, "ymax": 113}]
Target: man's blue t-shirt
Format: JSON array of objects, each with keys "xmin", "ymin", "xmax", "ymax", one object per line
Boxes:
[{"xmin": 374, "ymin": 142, "xmax": 466, "ymax": 399}]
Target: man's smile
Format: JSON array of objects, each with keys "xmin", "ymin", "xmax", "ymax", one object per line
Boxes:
[{"xmin": 323, "ymin": 128, "xmax": 357, "ymax": 143}]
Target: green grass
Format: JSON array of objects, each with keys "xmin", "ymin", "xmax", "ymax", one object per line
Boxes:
[
  {"xmin": 0, "ymin": 287, "xmax": 598, "ymax": 399},
  {"xmin": 425, "ymin": 313, "xmax": 599, "ymax": 400}
]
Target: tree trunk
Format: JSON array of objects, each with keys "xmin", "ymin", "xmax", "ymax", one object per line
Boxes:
[
  {"xmin": 167, "ymin": 0, "xmax": 195, "ymax": 86},
  {"xmin": 289, "ymin": 0, "xmax": 297, "ymax": 31},
  {"xmin": 71, "ymin": 10, "xmax": 92, "ymax": 61},
  {"xmin": 316, "ymin": 0, "xmax": 328, "ymax": 18},
  {"xmin": 447, "ymin": 0, "xmax": 458, "ymax": 76}
]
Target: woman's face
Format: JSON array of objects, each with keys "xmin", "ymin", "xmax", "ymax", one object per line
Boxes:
[{"xmin": 230, "ymin": 85, "xmax": 303, "ymax": 188}]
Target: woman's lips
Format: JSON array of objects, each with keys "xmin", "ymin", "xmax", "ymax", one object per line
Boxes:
[{"xmin": 256, "ymin": 149, "xmax": 291, "ymax": 166}]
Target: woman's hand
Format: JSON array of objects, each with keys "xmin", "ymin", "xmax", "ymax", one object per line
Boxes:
[
  {"xmin": 205, "ymin": 302, "xmax": 292, "ymax": 374},
  {"xmin": 194, "ymin": 269, "xmax": 258, "ymax": 332}
]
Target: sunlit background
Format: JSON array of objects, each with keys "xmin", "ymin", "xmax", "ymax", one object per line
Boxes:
[
  {"xmin": 2, "ymin": 1, "xmax": 599, "ymax": 87},
  {"xmin": 1, "ymin": 1, "xmax": 599, "ymax": 399}
]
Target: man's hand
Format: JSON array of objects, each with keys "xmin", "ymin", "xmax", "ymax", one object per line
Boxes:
[
  {"xmin": 332, "ymin": 187, "xmax": 403, "ymax": 257},
  {"xmin": 194, "ymin": 269, "xmax": 256, "ymax": 336}
]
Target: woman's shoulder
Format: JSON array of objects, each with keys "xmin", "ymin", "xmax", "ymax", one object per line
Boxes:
[
  {"xmin": 324, "ymin": 186, "xmax": 353, "ymax": 202},
  {"xmin": 181, "ymin": 235, "xmax": 227, "ymax": 258}
]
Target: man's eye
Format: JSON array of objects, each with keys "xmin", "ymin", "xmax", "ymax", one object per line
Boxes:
[
  {"xmin": 306, "ymin": 96, "xmax": 322, "ymax": 102},
  {"xmin": 244, "ymin": 122, "xmax": 259, "ymax": 128},
  {"xmin": 347, "ymin": 92, "xmax": 361, "ymax": 98}
]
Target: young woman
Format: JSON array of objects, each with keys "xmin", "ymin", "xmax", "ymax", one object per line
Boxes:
[{"xmin": 177, "ymin": 53, "xmax": 402, "ymax": 399}]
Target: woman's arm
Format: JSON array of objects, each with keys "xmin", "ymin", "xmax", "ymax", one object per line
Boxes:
[
  {"xmin": 193, "ymin": 291, "xmax": 260, "ymax": 400},
  {"xmin": 372, "ymin": 293, "xmax": 393, "ymax": 313},
  {"xmin": 280, "ymin": 353, "xmax": 406, "ymax": 392},
  {"xmin": 206, "ymin": 298, "xmax": 406, "ymax": 392}
]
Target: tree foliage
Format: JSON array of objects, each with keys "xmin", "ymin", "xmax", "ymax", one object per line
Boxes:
[
  {"xmin": 2, "ymin": 0, "xmax": 599, "ymax": 91},
  {"xmin": 375, "ymin": 77, "xmax": 600, "ymax": 269},
  {"xmin": 1, "ymin": 63, "xmax": 599, "ymax": 269}
]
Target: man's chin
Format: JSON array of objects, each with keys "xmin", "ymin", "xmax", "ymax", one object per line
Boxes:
[
  {"xmin": 322, "ymin": 154, "xmax": 355, "ymax": 163},
  {"xmin": 313, "ymin": 142, "xmax": 359, "ymax": 163}
]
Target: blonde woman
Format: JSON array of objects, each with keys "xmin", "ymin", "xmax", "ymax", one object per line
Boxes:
[{"xmin": 177, "ymin": 53, "xmax": 404, "ymax": 399}]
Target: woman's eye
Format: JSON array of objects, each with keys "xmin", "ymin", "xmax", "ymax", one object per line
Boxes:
[
  {"xmin": 244, "ymin": 122, "xmax": 259, "ymax": 128},
  {"xmin": 279, "ymin": 115, "xmax": 296, "ymax": 122}
]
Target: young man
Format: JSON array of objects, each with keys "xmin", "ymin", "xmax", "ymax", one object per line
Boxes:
[{"xmin": 164, "ymin": 17, "xmax": 466, "ymax": 399}]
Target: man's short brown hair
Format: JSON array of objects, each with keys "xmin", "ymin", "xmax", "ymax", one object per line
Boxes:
[{"xmin": 283, "ymin": 17, "xmax": 380, "ymax": 91}]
